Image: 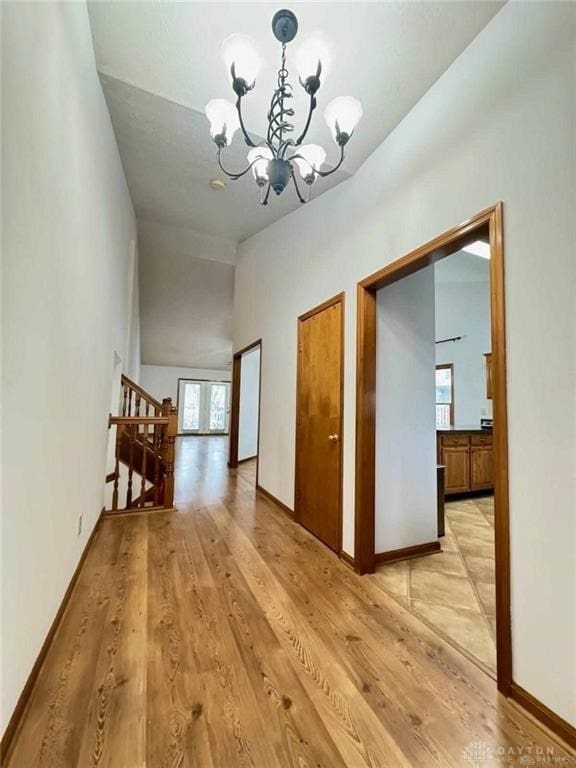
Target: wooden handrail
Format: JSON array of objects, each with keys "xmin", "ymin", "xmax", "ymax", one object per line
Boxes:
[
  {"xmin": 109, "ymin": 415, "xmax": 168, "ymax": 426},
  {"xmin": 121, "ymin": 374, "xmax": 162, "ymax": 411}
]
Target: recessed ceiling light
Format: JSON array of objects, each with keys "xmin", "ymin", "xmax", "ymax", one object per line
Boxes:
[
  {"xmin": 462, "ymin": 240, "xmax": 491, "ymax": 259},
  {"xmin": 209, "ymin": 178, "xmax": 226, "ymax": 191}
]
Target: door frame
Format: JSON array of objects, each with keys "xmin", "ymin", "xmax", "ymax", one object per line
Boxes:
[
  {"xmin": 354, "ymin": 203, "xmax": 512, "ymax": 695},
  {"xmin": 228, "ymin": 340, "xmax": 262, "ymax": 483},
  {"xmin": 295, "ymin": 292, "xmax": 345, "ymax": 555}
]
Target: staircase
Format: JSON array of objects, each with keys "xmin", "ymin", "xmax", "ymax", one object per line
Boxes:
[{"xmin": 104, "ymin": 375, "xmax": 177, "ymax": 513}]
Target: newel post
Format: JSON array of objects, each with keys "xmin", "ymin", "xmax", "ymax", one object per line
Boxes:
[{"xmin": 161, "ymin": 398, "xmax": 178, "ymax": 509}]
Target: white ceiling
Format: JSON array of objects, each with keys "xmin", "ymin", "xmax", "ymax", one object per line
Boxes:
[
  {"xmin": 87, "ymin": 1, "xmax": 503, "ymax": 369},
  {"xmin": 89, "ymin": 1, "xmax": 503, "ymax": 241}
]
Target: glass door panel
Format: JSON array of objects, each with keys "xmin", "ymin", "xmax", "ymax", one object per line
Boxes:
[
  {"xmin": 182, "ymin": 382, "xmax": 201, "ymax": 431},
  {"xmin": 208, "ymin": 384, "xmax": 228, "ymax": 432}
]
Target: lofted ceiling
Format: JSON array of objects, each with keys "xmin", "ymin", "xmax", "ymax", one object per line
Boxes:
[{"xmin": 88, "ymin": 1, "xmax": 503, "ymax": 369}]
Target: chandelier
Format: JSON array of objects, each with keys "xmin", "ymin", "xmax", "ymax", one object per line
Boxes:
[{"xmin": 204, "ymin": 9, "xmax": 363, "ymax": 205}]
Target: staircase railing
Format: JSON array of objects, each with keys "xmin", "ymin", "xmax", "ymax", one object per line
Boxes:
[{"xmin": 104, "ymin": 374, "xmax": 177, "ymax": 513}]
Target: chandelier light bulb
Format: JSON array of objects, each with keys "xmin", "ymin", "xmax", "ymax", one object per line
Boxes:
[
  {"xmin": 205, "ymin": 99, "xmax": 240, "ymax": 146},
  {"xmin": 247, "ymin": 146, "xmax": 273, "ymax": 185},
  {"xmin": 324, "ymin": 96, "xmax": 363, "ymax": 145},
  {"xmin": 221, "ymin": 34, "xmax": 261, "ymax": 85},
  {"xmin": 295, "ymin": 35, "xmax": 331, "ymax": 83},
  {"xmin": 293, "ymin": 144, "xmax": 326, "ymax": 181}
]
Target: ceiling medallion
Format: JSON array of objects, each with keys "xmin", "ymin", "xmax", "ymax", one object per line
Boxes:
[{"xmin": 205, "ymin": 9, "xmax": 363, "ymax": 205}]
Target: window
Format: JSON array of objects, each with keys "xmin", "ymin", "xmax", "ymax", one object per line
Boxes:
[
  {"xmin": 177, "ymin": 380, "xmax": 231, "ymax": 434},
  {"xmin": 436, "ymin": 364, "xmax": 454, "ymax": 428}
]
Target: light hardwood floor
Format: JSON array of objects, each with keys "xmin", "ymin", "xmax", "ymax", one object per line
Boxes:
[{"xmin": 6, "ymin": 437, "xmax": 575, "ymax": 767}]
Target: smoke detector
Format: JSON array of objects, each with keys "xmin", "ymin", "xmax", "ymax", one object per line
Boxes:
[{"xmin": 209, "ymin": 178, "xmax": 226, "ymax": 191}]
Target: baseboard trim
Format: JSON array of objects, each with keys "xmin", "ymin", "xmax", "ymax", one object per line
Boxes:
[
  {"xmin": 340, "ymin": 551, "xmax": 357, "ymax": 572},
  {"xmin": 102, "ymin": 505, "xmax": 177, "ymax": 517},
  {"xmin": 1, "ymin": 508, "xmax": 104, "ymax": 762},
  {"xmin": 256, "ymin": 484, "xmax": 294, "ymax": 517},
  {"xmin": 375, "ymin": 540, "xmax": 441, "ymax": 566},
  {"xmin": 237, "ymin": 455, "xmax": 257, "ymax": 464},
  {"xmin": 509, "ymin": 682, "xmax": 576, "ymax": 750}
]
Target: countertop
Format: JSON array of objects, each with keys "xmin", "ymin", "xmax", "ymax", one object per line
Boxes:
[{"xmin": 437, "ymin": 425, "xmax": 493, "ymax": 434}]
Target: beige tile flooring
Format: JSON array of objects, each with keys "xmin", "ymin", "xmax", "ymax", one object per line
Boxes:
[{"xmin": 374, "ymin": 496, "xmax": 496, "ymax": 674}]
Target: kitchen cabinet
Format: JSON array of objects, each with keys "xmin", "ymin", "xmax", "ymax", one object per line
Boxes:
[
  {"xmin": 437, "ymin": 429, "xmax": 493, "ymax": 495},
  {"xmin": 470, "ymin": 434, "xmax": 493, "ymax": 490}
]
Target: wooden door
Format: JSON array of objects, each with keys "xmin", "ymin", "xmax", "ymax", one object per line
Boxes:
[{"xmin": 295, "ymin": 294, "xmax": 344, "ymax": 553}]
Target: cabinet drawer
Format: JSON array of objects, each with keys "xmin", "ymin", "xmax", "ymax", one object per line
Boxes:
[
  {"xmin": 440, "ymin": 435, "xmax": 470, "ymax": 448},
  {"xmin": 471, "ymin": 433, "xmax": 493, "ymax": 446}
]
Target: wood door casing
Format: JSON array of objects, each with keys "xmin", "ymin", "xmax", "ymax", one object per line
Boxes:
[{"xmin": 295, "ymin": 294, "xmax": 344, "ymax": 553}]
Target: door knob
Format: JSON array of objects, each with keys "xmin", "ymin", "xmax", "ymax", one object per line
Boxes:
[{"xmin": 328, "ymin": 434, "xmax": 339, "ymax": 441}]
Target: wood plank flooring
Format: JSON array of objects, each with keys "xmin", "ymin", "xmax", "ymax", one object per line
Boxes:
[{"xmin": 6, "ymin": 436, "xmax": 575, "ymax": 767}]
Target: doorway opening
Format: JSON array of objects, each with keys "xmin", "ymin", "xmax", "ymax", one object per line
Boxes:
[
  {"xmin": 295, "ymin": 293, "xmax": 344, "ymax": 554},
  {"xmin": 228, "ymin": 340, "xmax": 262, "ymax": 488},
  {"xmin": 376, "ymin": 244, "xmax": 496, "ymax": 675},
  {"xmin": 354, "ymin": 203, "xmax": 511, "ymax": 693}
]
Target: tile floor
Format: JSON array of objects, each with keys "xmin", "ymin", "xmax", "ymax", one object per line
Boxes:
[{"xmin": 374, "ymin": 496, "xmax": 496, "ymax": 673}]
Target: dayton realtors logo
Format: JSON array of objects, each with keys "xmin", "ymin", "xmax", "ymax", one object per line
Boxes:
[{"xmin": 462, "ymin": 741, "xmax": 574, "ymax": 766}]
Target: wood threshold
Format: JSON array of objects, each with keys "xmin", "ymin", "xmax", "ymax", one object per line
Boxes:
[
  {"xmin": 256, "ymin": 483, "xmax": 294, "ymax": 517},
  {"xmin": 374, "ymin": 541, "xmax": 441, "ymax": 566},
  {"xmin": 0, "ymin": 509, "xmax": 104, "ymax": 763}
]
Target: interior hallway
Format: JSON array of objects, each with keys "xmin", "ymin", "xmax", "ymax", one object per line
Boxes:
[{"xmin": 6, "ymin": 437, "xmax": 573, "ymax": 767}]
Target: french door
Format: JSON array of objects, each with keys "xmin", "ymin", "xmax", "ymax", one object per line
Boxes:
[{"xmin": 178, "ymin": 380, "xmax": 231, "ymax": 434}]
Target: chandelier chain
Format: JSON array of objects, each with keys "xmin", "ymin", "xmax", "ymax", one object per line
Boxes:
[{"xmin": 267, "ymin": 42, "xmax": 295, "ymax": 152}]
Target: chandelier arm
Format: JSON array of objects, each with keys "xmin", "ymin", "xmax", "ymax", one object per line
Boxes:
[
  {"xmin": 216, "ymin": 148, "xmax": 260, "ymax": 180},
  {"xmin": 235, "ymin": 97, "xmax": 258, "ymax": 148},
  {"xmin": 294, "ymin": 94, "xmax": 316, "ymax": 147},
  {"xmin": 260, "ymin": 183, "xmax": 272, "ymax": 206},
  {"xmin": 290, "ymin": 166, "xmax": 308, "ymax": 204},
  {"xmin": 316, "ymin": 144, "xmax": 346, "ymax": 178}
]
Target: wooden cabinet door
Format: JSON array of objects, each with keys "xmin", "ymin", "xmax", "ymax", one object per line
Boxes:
[
  {"xmin": 295, "ymin": 296, "xmax": 343, "ymax": 553},
  {"xmin": 442, "ymin": 447, "xmax": 470, "ymax": 493},
  {"xmin": 471, "ymin": 446, "xmax": 493, "ymax": 490}
]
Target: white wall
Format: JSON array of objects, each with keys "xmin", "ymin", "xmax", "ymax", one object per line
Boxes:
[
  {"xmin": 435, "ymin": 271, "xmax": 492, "ymax": 425},
  {"xmin": 238, "ymin": 347, "xmax": 261, "ymax": 461},
  {"xmin": 233, "ymin": 4, "xmax": 576, "ymax": 724},
  {"xmin": 1, "ymin": 2, "xmax": 139, "ymax": 734},
  {"xmin": 376, "ymin": 269, "xmax": 437, "ymax": 553},
  {"xmin": 139, "ymin": 364, "xmax": 231, "ymax": 404}
]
